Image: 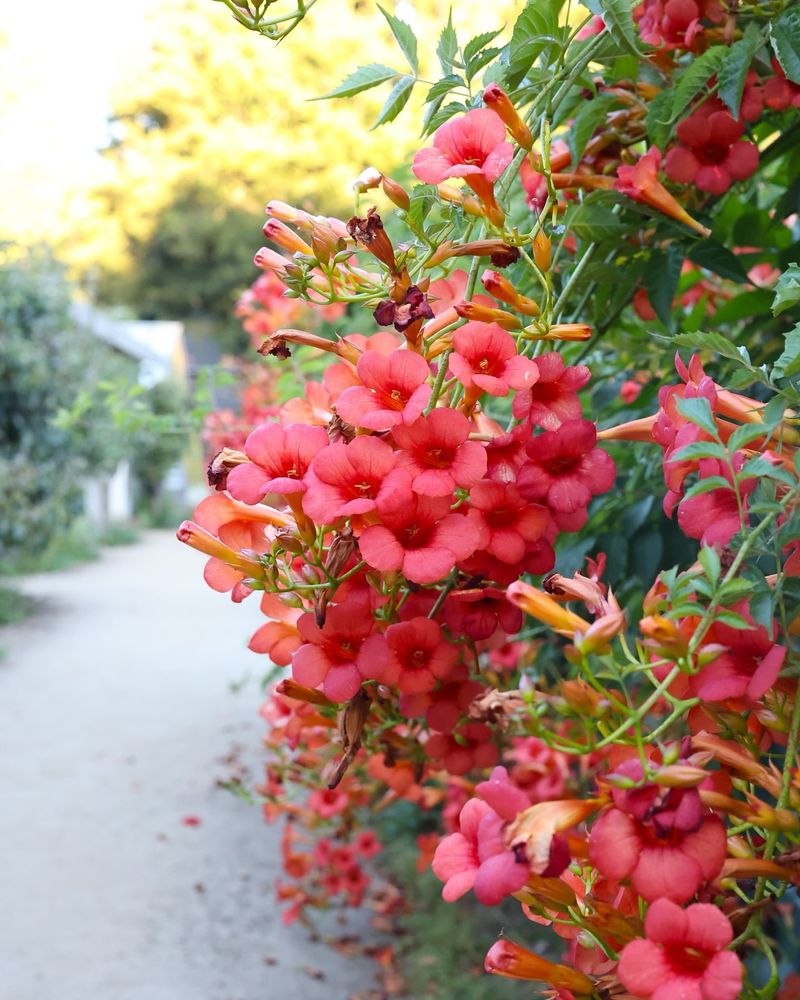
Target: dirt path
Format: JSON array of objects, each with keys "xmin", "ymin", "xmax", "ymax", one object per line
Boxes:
[{"xmin": 0, "ymin": 531, "xmax": 379, "ymax": 1000}]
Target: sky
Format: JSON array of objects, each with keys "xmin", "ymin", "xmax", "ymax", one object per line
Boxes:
[{"xmin": 0, "ymin": 0, "xmax": 158, "ymax": 240}]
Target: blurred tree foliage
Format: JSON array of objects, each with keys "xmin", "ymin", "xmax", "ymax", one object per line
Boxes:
[
  {"xmin": 0, "ymin": 245, "xmax": 132, "ymax": 559},
  {"xmin": 71, "ymin": 0, "xmax": 515, "ymax": 327}
]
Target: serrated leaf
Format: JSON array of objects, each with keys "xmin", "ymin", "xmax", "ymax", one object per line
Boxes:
[
  {"xmin": 770, "ymin": 7, "xmax": 800, "ymax": 85},
  {"xmin": 672, "ymin": 46, "xmax": 727, "ymax": 121},
  {"xmin": 687, "ymin": 240, "xmax": 748, "ymax": 283},
  {"xmin": 710, "ymin": 289, "xmax": 774, "ymax": 325},
  {"xmin": 424, "ymin": 75, "xmax": 464, "ymax": 104},
  {"xmin": 406, "ymin": 184, "xmax": 437, "ymax": 231},
  {"xmin": 569, "ymin": 203, "xmax": 629, "ymax": 241},
  {"xmin": 568, "ymin": 95, "xmax": 621, "ymax": 167},
  {"xmin": 645, "ymin": 244, "xmax": 684, "ymax": 326},
  {"xmin": 698, "ymin": 546, "xmax": 720, "ymax": 583},
  {"xmin": 646, "ymin": 87, "xmax": 674, "ymax": 149},
  {"xmin": 437, "ymin": 9, "xmax": 458, "ymax": 74},
  {"xmin": 717, "ymin": 30, "xmax": 760, "ymax": 117},
  {"xmin": 670, "ymin": 440, "xmax": 728, "ymax": 462},
  {"xmin": 683, "ymin": 475, "xmax": 734, "ymax": 498},
  {"xmin": 370, "ymin": 75, "xmax": 415, "ymax": 130},
  {"xmin": 422, "ymin": 100, "xmax": 469, "ymax": 137},
  {"xmin": 464, "ymin": 28, "xmax": 504, "ymax": 65},
  {"xmin": 675, "ymin": 396, "xmax": 719, "ymax": 438},
  {"xmin": 509, "ymin": 2, "xmax": 563, "ymax": 81},
  {"xmin": 592, "ymin": 0, "xmax": 640, "ymax": 57},
  {"xmin": 377, "ymin": 3, "xmax": 419, "ymax": 75},
  {"xmin": 774, "ymin": 323, "xmax": 800, "ymax": 380},
  {"xmin": 772, "ymin": 262, "xmax": 800, "ymax": 317},
  {"xmin": 465, "ymin": 46, "xmax": 503, "ymax": 82},
  {"xmin": 728, "ymin": 423, "xmax": 771, "ymax": 453},
  {"xmin": 740, "ymin": 456, "xmax": 797, "ymax": 485},
  {"xmin": 714, "ymin": 609, "xmax": 753, "ymax": 630},
  {"xmin": 314, "ymin": 63, "xmax": 400, "ymax": 100},
  {"xmin": 672, "ymin": 330, "xmax": 750, "ymax": 365}
]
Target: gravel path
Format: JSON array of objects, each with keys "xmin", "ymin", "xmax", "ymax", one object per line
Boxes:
[{"xmin": 0, "ymin": 531, "xmax": 379, "ymax": 1000}]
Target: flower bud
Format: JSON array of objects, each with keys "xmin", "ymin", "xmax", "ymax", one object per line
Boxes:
[
  {"xmin": 263, "ymin": 218, "xmax": 314, "ymax": 256},
  {"xmin": 484, "ymin": 939, "xmax": 594, "ymax": 993},
  {"xmin": 352, "ymin": 166, "xmax": 383, "ymax": 193},
  {"xmin": 532, "ymin": 229, "xmax": 551, "ymax": 271},
  {"xmin": 481, "ymin": 269, "xmax": 540, "ymax": 316},
  {"xmin": 483, "ymin": 84, "xmax": 533, "ymax": 150},
  {"xmin": 381, "ymin": 175, "xmax": 411, "ymax": 211},
  {"xmin": 253, "ymin": 246, "xmax": 289, "ymax": 274},
  {"xmin": 265, "ymin": 200, "xmax": 316, "ymax": 230},
  {"xmin": 454, "ymin": 300, "xmax": 521, "ymax": 330}
]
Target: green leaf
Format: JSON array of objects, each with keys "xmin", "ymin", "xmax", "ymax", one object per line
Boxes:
[
  {"xmin": 727, "ymin": 423, "xmax": 771, "ymax": 453},
  {"xmin": 687, "ymin": 240, "xmax": 748, "ymax": 283},
  {"xmin": 568, "ymin": 95, "xmax": 621, "ymax": 167},
  {"xmin": 377, "ymin": 3, "xmax": 419, "ymax": 75},
  {"xmin": 591, "ymin": 0, "xmax": 640, "ymax": 57},
  {"xmin": 370, "ymin": 76, "xmax": 415, "ymax": 130},
  {"xmin": 740, "ymin": 456, "xmax": 797, "ymax": 486},
  {"xmin": 422, "ymin": 100, "xmax": 469, "ymax": 137},
  {"xmin": 437, "ymin": 9, "xmax": 458, "ymax": 74},
  {"xmin": 314, "ymin": 63, "xmax": 400, "ymax": 100},
  {"xmin": 569, "ymin": 203, "xmax": 629, "ymax": 242},
  {"xmin": 646, "ymin": 87, "xmax": 674, "ymax": 149},
  {"xmin": 406, "ymin": 184, "xmax": 437, "ymax": 231},
  {"xmin": 698, "ymin": 546, "xmax": 720, "ymax": 583},
  {"xmin": 672, "ymin": 330, "xmax": 752, "ymax": 366},
  {"xmin": 509, "ymin": 1, "xmax": 563, "ymax": 82},
  {"xmin": 714, "ymin": 609, "xmax": 754, "ymax": 630},
  {"xmin": 683, "ymin": 475, "xmax": 734, "ymax": 498},
  {"xmin": 774, "ymin": 323, "xmax": 800, "ymax": 380},
  {"xmin": 772, "ymin": 262, "xmax": 800, "ymax": 317},
  {"xmin": 465, "ymin": 46, "xmax": 503, "ymax": 83},
  {"xmin": 675, "ymin": 396, "xmax": 719, "ymax": 438},
  {"xmin": 671, "ymin": 46, "xmax": 727, "ymax": 120},
  {"xmin": 717, "ymin": 29, "xmax": 760, "ymax": 117},
  {"xmin": 424, "ymin": 75, "xmax": 464, "ymax": 104},
  {"xmin": 770, "ymin": 7, "xmax": 800, "ymax": 85},
  {"xmin": 645, "ymin": 244, "xmax": 684, "ymax": 326},
  {"xmin": 670, "ymin": 441, "xmax": 728, "ymax": 462},
  {"xmin": 710, "ymin": 289, "xmax": 774, "ymax": 325},
  {"xmin": 464, "ymin": 28, "xmax": 504, "ymax": 65}
]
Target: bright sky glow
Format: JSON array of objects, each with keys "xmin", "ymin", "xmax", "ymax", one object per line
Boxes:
[{"xmin": 0, "ymin": 1, "xmax": 158, "ymax": 239}]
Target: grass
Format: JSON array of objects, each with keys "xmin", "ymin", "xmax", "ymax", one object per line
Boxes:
[
  {"xmin": 99, "ymin": 521, "xmax": 141, "ymax": 546},
  {"xmin": 0, "ymin": 584, "xmax": 36, "ymax": 626},
  {"xmin": 374, "ymin": 802, "xmax": 552, "ymax": 1000}
]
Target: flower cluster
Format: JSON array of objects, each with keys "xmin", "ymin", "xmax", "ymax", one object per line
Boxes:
[{"xmin": 177, "ymin": 11, "xmax": 800, "ymax": 993}]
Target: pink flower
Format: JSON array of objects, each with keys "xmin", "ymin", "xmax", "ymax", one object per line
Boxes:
[
  {"xmin": 302, "ymin": 436, "xmax": 400, "ymax": 523},
  {"xmin": 413, "ymin": 109, "xmax": 513, "ymax": 223},
  {"xmin": 426, "ymin": 722, "xmax": 499, "ymax": 776},
  {"xmin": 665, "ymin": 100, "xmax": 759, "ymax": 196},
  {"xmin": 291, "ymin": 597, "xmax": 391, "ymax": 701},
  {"xmin": 308, "ymin": 786, "xmax": 349, "ymax": 818},
  {"xmin": 677, "ymin": 454, "xmax": 756, "ymax": 547},
  {"xmin": 226, "ymin": 422, "xmax": 329, "ymax": 504},
  {"xmin": 518, "ymin": 419, "xmax": 616, "ymax": 515},
  {"xmin": 354, "ymin": 830, "xmax": 382, "ymax": 858},
  {"xmin": 449, "ymin": 322, "xmax": 540, "ymax": 397},
  {"xmin": 693, "ymin": 606, "xmax": 786, "ymax": 703},
  {"xmin": 432, "ymin": 770, "xmax": 529, "ymax": 905},
  {"xmin": 358, "ymin": 492, "xmax": 482, "ymax": 585},
  {"xmin": 468, "ymin": 480, "xmax": 550, "ymax": 564},
  {"xmin": 392, "ymin": 408, "xmax": 487, "ymax": 497},
  {"xmin": 618, "ymin": 898, "xmax": 742, "ymax": 1000},
  {"xmin": 764, "ymin": 58, "xmax": 800, "ymax": 111},
  {"xmin": 512, "ymin": 352, "xmax": 590, "ymax": 429},
  {"xmin": 384, "ymin": 617, "xmax": 460, "ymax": 694},
  {"xmin": 589, "ymin": 800, "xmax": 727, "ymax": 903},
  {"xmin": 335, "ymin": 349, "xmax": 432, "ymax": 431}
]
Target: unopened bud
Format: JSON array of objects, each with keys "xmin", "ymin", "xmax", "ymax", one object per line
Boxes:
[
  {"xmin": 263, "ymin": 219, "xmax": 314, "ymax": 256},
  {"xmin": 382, "ymin": 175, "xmax": 411, "ymax": 211},
  {"xmin": 352, "ymin": 166, "xmax": 383, "ymax": 193},
  {"xmin": 483, "ymin": 84, "xmax": 533, "ymax": 150},
  {"xmin": 652, "ymin": 765, "xmax": 708, "ymax": 788},
  {"xmin": 532, "ymin": 229, "xmax": 551, "ymax": 271},
  {"xmin": 481, "ymin": 270, "xmax": 540, "ymax": 316},
  {"xmin": 454, "ymin": 300, "xmax": 522, "ymax": 330},
  {"xmin": 266, "ymin": 200, "xmax": 316, "ymax": 230},
  {"xmin": 310, "ymin": 221, "xmax": 342, "ymax": 265},
  {"xmin": 253, "ymin": 246, "xmax": 289, "ymax": 274}
]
